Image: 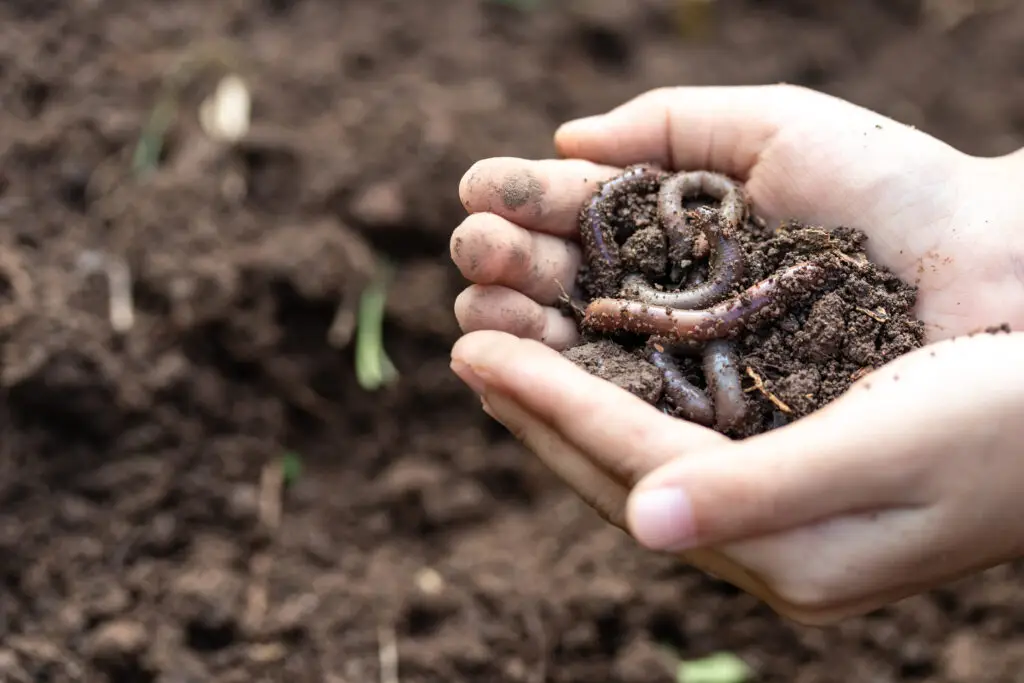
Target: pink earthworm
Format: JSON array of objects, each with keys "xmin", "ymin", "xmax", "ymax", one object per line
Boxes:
[
  {"xmin": 619, "ymin": 204, "xmax": 745, "ymax": 309},
  {"xmin": 581, "ymin": 165, "xmax": 667, "ymax": 296},
  {"xmin": 702, "ymin": 340, "xmax": 747, "ymax": 432},
  {"xmin": 658, "ymin": 171, "xmax": 747, "ymax": 264},
  {"xmin": 646, "ymin": 347, "xmax": 714, "ymax": 427},
  {"xmin": 583, "ymin": 262, "xmax": 829, "ymax": 341}
]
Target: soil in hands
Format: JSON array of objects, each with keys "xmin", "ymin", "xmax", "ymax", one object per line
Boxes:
[{"xmin": 563, "ymin": 166, "xmax": 927, "ymax": 438}]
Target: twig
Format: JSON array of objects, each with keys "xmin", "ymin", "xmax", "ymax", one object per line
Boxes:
[
  {"xmin": 744, "ymin": 367, "xmax": 792, "ymax": 414},
  {"xmin": 553, "ymin": 278, "xmax": 586, "ymax": 322},
  {"xmin": 849, "ymin": 367, "xmax": 872, "ymax": 382},
  {"xmin": 854, "ymin": 305, "xmax": 889, "ymax": 323},
  {"xmin": 831, "ymin": 249, "xmax": 868, "ymax": 269},
  {"xmin": 378, "ymin": 623, "xmax": 399, "ymax": 683}
]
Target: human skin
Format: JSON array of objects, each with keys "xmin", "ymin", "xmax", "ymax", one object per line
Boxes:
[{"xmin": 448, "ymin": 84, "xmax": 1024, "ymax": 625}]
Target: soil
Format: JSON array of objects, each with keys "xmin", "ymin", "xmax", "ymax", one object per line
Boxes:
[
  {"xmin": 563, "ymin": 168, "xmax": 925, "ymax": 438},
  {"xmin": 3, "ymin": 1, "xmax": 1024, "ymax": 682}
]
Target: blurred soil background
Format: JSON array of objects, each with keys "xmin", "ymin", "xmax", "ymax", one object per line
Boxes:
[{"xmin": 1, "ymin": 0, "xmax": 1023, "ymax": 681}]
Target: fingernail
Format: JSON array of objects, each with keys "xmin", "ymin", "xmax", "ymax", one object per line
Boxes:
[
  {"xmin": 628, "ymin": 489, "xmax": 698, "ymax": 551},
  {"xmin": 451, "ymin": 358, "xmax": 487, "ymax": 395}
]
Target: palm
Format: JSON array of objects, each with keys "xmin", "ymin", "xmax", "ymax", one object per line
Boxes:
[{"xmin": 745, "ymin": 123, "xmax": 1014, "ymax": 340}]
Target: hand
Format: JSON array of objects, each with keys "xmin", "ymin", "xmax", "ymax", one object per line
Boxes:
[{"xmin": 448, "ymin": 84, "xmax": 1024, "ymax": 624}]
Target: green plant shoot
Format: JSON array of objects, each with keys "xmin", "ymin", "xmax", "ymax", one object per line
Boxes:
[{"xmin": 355, "ymin": 260, "xmax": 398, "ymax": 391}]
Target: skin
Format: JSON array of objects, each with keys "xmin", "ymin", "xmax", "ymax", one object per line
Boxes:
[{"xmin": 448, "ymin": 84, "xmax": 1024, "ymax": 625}]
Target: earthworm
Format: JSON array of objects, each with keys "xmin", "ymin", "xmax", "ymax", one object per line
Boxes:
[
  {"xmin": 582, "ymin": 165, "xmax": 667, "ymax": 296},
  {"xmin": 647, "ymin": 348, "xmax": 715, "ymax": 426},
  {"xmin": 702, "ymin": 340, "xmax": 747, "ymax": 432},
  {"xmin": 583, "ymin": 262, "xmax": 829, "ymax": 341},
  {"xmin": 658, "ymin": 171, "xmax": 747, "ymax": 261},
  {"xmin": 619, "ymin": 205, "xmax": 746, "ymax": 309}
]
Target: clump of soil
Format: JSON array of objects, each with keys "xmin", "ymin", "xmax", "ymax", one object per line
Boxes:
[{"xmin": 562, "ymin": 166, "xmax": 926, "ymax": 438}]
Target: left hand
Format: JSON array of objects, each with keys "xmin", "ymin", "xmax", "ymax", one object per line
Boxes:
[{"xmin": 452, "ymin": 328, "xmax": 1024, "ymax": 625}]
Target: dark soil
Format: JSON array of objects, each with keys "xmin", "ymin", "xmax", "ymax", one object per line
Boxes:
[
  {"xmin": 3, "ymin": 1, "xmax": 1024, "ymax": 681},
  {"xmin": 564, "ymin": 168, "xmax": 925, "ymax": 438}
]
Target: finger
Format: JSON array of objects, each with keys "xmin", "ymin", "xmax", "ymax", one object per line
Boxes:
[
  {"xmin": 625, "ymin": 333, "xmax": 1024, "ymax": 553},
  {"xmin": 450, "ymin": 212, "xmax": 581, "ymax": 304},
  {"xmin": 451, "ymin": 330, "xmax": 728, "ymax": 487},
  {"xmin": 481, "ymin": 391, "xmax": 629, "ymax": 530},
  {"xmin": 458, "ymin": 157, "xmax": 623, "ymax": 239},
  {"xmin": 554, "ymin": 84, "xmax": 837, "ymax": 178},
  {"xmin": 453, "ymin": 286, "xmax": 579, "ymax": 350}
]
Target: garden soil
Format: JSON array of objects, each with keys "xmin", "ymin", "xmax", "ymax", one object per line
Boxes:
[{"xmin": 2, "ymin": 1, "xmax": 1024, "ymax": 681}]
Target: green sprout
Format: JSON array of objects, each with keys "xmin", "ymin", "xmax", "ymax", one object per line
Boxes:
[
  {"xmin": 354, "ymin": 260, "xmax": 398, "ymax": 391},
  {"xmin": 132, "ymin": 96, "xmax": 177, "ymax": 175},
  {"xmin": 131, "ymin": 42, "xmax": 240, "ymax": 176},
  {"xmin": 280, "ymin": 451, "xmax": 303, "ymax": 487},
  {"xmin": 676, "ymin": 652, "xmax": 753, "ymax": 683}
]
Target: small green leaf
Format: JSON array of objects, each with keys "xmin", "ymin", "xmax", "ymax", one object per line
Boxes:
[
  {"xmin": 280, "ymin": 451, "xmax": 303, "ymax": 486},
  {"xmin": 132, "ymin": 97, "xmax": 177, "ymax": 175},
  {"xmin": 676, "ymin": 652, "xmax": 753, "ymax": 683}
]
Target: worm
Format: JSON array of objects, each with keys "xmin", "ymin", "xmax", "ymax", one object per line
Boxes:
[
  {"xmin": 647, "ymin": 348, "xmax": 715, "ymax": 426},
  {"xmin": 619, "ymin": 205, "xmax": 746, "ymax": 309},
  {"xmin": 658, "ymin": 171, "xmax": 747, "ymax": 262},
  {"xmin": 702, "ymin": 340, "xmax": 747, "ymax": 432},
  {"xmin": 583, "ymin": 262, "xmax": 829, "ymax": 341},
  {"xmin": 582, "ymin": 165, "xmax": 667, "ymax": 296}
]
